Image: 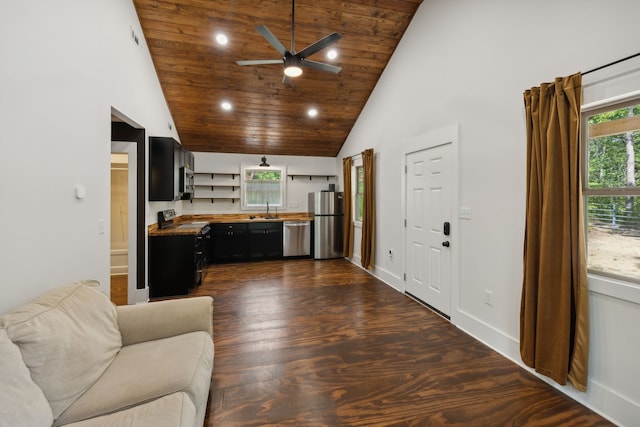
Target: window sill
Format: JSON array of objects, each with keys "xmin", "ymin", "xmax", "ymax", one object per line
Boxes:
[
  {"xmin": 353, "ymin": 221, "xmax": 362, "ymax": 229},
  {"xmin": 588, "ymin": 273, "xmax": 640, "ymax": 305}
]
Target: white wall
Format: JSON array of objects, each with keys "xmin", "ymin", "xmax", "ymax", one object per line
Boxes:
[
  {"xmin": 0, "ymin": 0, "xmax": 179, "ymax": 312},
  {"xmin": 337, "ymin": 0, "xmax": 640, "ymax": 425},
  {"xmin": 183, "ymin": 152, "xmax": 338, "ymax": 215}
]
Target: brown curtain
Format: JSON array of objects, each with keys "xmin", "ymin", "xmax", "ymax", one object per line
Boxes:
[
  {"xmin": 361, "ymin": 148, "xmax": 375, "ymax": 269},
  {"xmin": 520, "ymin": 73, "xmax": 589, "ymax": 391},
  {"xmin": 342, "ymin": 157, "xmax": 354, "ymax": 258}
]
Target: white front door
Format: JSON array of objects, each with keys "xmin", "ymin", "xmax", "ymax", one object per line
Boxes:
[{"xmin": 405, "ymin": 142, "xmax": 452, "ymax": 316}]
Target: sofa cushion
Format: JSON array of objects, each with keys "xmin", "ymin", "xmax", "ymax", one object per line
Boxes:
[
  {"xmin": 0, "ymin": 328, "xmax": 54, "ymax": 427},
  {"xmin": 61, "ymin": 392, "xmax": 196, "ymax": 427},
  {"xmin": 0, "ymin": 280, "xmax": 122, "ymax": 420},
  {"xmin": 55, "ymin": 331, "xmax": 213, "ymax": 426}
]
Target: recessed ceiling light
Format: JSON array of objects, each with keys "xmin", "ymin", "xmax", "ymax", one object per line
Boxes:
[
  {"xmin": 308, "ymin": 108, "xmax": 318, "ymax": 118},
  {"xmin": 327, "ymin": 49, "xmax": 338, "ymax": 60},
  {"xmin": 221, "ymin": 101, "xmax": 232, "ymax": 111},
  {"xmin": 215, "ymin": 33, "xmax": 228, "ymax": 45}
]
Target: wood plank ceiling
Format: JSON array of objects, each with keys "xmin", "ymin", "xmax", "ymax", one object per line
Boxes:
[{"xmin": 133, "ymin": 0, "xmax": 423, "ymax": 157}]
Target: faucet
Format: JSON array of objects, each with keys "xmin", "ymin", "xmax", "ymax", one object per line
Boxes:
[{"xmin": 266, "ymin": 201, "xmax": 269, "ymax": 217}]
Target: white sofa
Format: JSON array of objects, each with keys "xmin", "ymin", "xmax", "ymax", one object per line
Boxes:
[{"xmin": 0, "ymin": 280, "xmax": 214, "ymax": 427}]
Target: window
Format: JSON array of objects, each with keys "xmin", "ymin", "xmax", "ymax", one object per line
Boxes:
[
  {"xmin": 355, "ymin": 165, "xmax": 364, "ymax": 222},
  {"xmin": 582, "ymin": 100, "xmax": 640, "ymax": 282},
  {"xmin": 242, "ymin": 165, "xmax": 285, "ymax": 209}
]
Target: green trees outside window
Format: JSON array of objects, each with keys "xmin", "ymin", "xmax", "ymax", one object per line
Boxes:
[
  {"xmin": 243, "ymin": 168, "xmax": 283, "ymax": 207},
  {"xmin": 355, "ymin": 165, "xmax": 364, "ymax": 222},
  {"xmin": 584, "ymin": 102, "xmax": 640, "ymax": 281}
]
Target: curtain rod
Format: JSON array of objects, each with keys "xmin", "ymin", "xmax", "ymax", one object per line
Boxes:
[{"xmin": 582, "ymin": 51, "xmax": 640, "ymax": 76}]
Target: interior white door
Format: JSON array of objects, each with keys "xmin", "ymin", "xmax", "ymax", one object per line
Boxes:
[{"xmin": 404, "ymin": 143, "xmax": 452, "ymax": 316}]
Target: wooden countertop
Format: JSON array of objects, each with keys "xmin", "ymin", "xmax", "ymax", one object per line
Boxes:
[
  {"xmin": 148, "ymin": 212, "xmax": 313, "ymax": 236},
  {"xmin": 148, "ymin": 225, "xmax": 205, "ymax": 237},
  {"xmin": 187, "ymin": 213, "xmax": 313, "ymax": 223}
]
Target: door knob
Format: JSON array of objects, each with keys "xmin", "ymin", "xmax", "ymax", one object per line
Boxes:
[{"xmin": 442, "ymin": 241, "xmax": 450, "ymax": 247}]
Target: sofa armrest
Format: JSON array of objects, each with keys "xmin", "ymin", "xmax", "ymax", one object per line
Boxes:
[{"xmin": 116, "ymin": 296, "xmax": 213, "ymax": 346}]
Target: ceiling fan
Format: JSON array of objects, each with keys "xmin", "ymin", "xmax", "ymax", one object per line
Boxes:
[{"xmin": 236, "ymin": 0, "xmax": 342, "ymax": 83}]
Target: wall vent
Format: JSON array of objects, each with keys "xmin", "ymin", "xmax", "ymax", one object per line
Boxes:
[{"xmin": 130, "ymin": 27, "xmax": 140, "ymax": 46}]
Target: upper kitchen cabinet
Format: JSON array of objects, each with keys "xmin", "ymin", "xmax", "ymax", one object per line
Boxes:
[{"xmin": 149, "ymin": 137, "xmax": 194, "ymax": 201}]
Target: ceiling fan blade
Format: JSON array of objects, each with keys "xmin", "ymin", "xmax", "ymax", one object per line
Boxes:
[
  {"xmin": 255, "ymin": 25, "xmax": 288, "ymax": 56},
  {"xmin": 236, "ymin": 59, "xmax": 283, "ymax": 66},
  {"xmin": 297, "ymin": 32, "xmax": 342, "ymax": 59},
  {"xmin": 301, "ymin": 59, "xmax": 342, "ymax": 74}
]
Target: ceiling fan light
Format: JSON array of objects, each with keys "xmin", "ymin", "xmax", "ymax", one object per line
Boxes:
[
  {"xmin": 284, "ymin": 65, "xmax": 303, "ymax": 77},
  {"xmin": 283, "ymin": 53, "xmax": 303, "ymax": 77}
]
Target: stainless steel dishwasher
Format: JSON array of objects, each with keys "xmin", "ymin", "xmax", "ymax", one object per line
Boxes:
[{"xmin": 282, "ymin": 220, "xmax": 311, "ymax": 257}]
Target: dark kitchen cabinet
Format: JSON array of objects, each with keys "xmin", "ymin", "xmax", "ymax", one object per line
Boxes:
[
  {"xmin": 210, "ymin": 222, "xmax": 283, "ymax": 262},
  {"xmin": 149, "ymin": 137, "xmax": 193, "ymax": 201},
  {"xmin": 211, "ymin": 223, "xmax": 248, "ymax": 262},
  {"xmin": 248, "ymin": 222, "xmax": 283, "ymax": 259},
  {"xmin": 149, "ymin": 232, "xmax": 208, "ymax": 297},
  {"xmin": 149, "ymin": 137, "xmax": 180, "ymax": 201}
]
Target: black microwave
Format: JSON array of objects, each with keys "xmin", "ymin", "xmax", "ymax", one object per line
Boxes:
[{"xmin": 179, "ymin": 166, "xmax": 194, "ymax": 200}]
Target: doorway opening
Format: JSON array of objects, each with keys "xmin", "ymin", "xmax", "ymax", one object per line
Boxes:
[
  {"xmin": 110, "ymin": 152, "xmax": 129, "ymax": 305},
  {"xmin": 111, "ymin": 109, "xmax": 146, "ymax": 304}
]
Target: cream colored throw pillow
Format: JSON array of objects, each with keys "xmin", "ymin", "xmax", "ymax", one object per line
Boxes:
[
  {"xmin": 0, "ymin": 328, "xmax": 54, "ymax": 427},
  {"xmin": 0, "ymin": 281, "xmax": 122, "ymax": 420}
]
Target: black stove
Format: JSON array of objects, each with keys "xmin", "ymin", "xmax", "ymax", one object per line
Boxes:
[
  {"xmin": 150, "ymin": 210, "xmax": 212, "ymax": 297},
  {"xmin": 157, "ymin": 210, "xmax": 209, "ymax": 233},
  {"xmin": 157, "ymin": 209, "xmax": 178, "ymax": 229}
]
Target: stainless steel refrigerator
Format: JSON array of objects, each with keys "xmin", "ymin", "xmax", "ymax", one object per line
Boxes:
[{"xmin": 308, "ymin": 191, "xmax": 344, "ymax": 259}]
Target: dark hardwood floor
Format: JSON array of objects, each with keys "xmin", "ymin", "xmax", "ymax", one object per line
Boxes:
[{"xmin": 189, "ymin": 258, "xmax": 611, "ymax": 426}]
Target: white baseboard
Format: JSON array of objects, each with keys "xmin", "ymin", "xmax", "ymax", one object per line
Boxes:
[
  {"xmin": 344, "ymin": 258, "xmax": 636, "ymax": 426},
  {"xmin": 110, "ymin": 266, "xmax": 127, "ymax": 275},
  {"xmin": 349, "ymin": 253, "xmax": 362, "ymax": 266},
  {"xmin": 344, "ymin": 257, "xmax": 404, "ymax": 293},
  {"xmin": 131, "ymin": 287, "xmax": 149, "ymax": 305},
  {"xmin": 371, "ymin": 266, "xmax": 403, "ymax": 292},
  {"xmin": 585, "ymin": 379, "xmax": 639, "ymax": 427},
  {"xmin": 453, "ymin": 308, "xmax": 520, "ymax": 361},
  {"xmin": 453, "ymin": 308, "xmax": 635, "ymax": 427}
]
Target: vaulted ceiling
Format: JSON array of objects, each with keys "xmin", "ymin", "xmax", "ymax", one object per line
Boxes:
[{"xmin": 133, "ymin": 0, "xmax": 423, "ymax": 157}]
